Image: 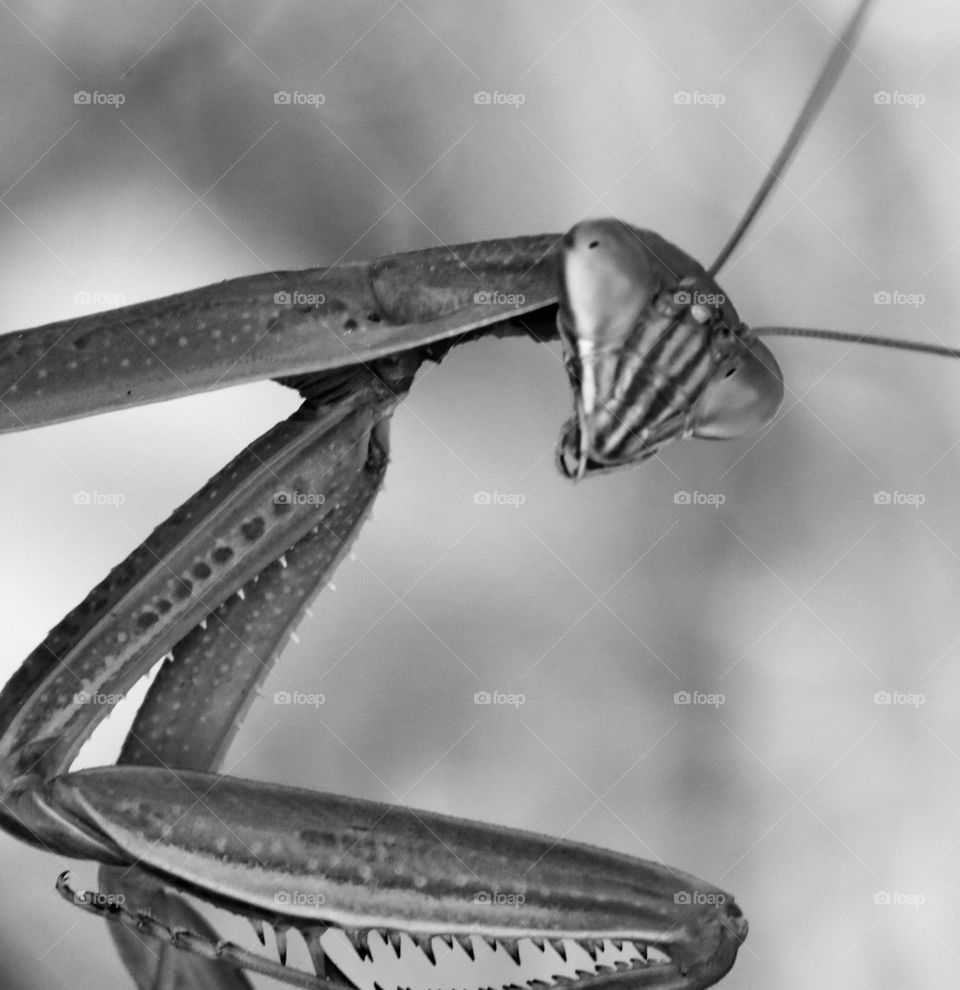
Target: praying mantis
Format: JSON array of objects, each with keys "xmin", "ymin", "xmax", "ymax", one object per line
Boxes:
[{"xmin": 1, "ymin": 1, "xmax": 960, "ymax": 985}]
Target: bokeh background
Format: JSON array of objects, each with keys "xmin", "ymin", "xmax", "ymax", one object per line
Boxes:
[{"xmin": 2, "ymin": 1, "xmax": 960, "ymax": 988}]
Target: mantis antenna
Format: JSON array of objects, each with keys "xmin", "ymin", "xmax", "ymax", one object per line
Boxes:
[
  {"xmin": 751, "ymin": 326, "xmax": 960, "ymax": 358},
  {"xmin": 707, "ymin": 0, "xmax": 959, "ymax": 363},
  {"xmin": 708, "ymin": 0, "xmax": 874, "ymax": 277}
]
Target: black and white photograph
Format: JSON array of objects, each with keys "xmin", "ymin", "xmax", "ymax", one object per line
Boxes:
[{"xmin": 0, "ymin": 2, "xmax": 957, "ymax": 988}]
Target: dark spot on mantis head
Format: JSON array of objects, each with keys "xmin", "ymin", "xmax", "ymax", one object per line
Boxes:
[
  {"xmin": 366, "ymin": 312, "xmax": 382, "ymax": 323},
  {"xmin": 343, "ymin": 318, "xmax": 358, "ymax": 332},
  {"xmin": 588, "ymin": 240, "xmax": 600, "ymax": 249}
]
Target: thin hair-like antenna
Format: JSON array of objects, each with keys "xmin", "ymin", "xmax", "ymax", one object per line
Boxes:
[
  {"xmin": 708, "ymin": 0, "xmax": 874, "ymax": 278},
  {"xmin": 753, "ymin": 326, "xmax": 960, "ymax": 360}
]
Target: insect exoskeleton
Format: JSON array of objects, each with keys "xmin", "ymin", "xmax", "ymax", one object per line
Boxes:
[{"xmin": 555, "ymin": 218, "xmax": 784, "ymax": 478}]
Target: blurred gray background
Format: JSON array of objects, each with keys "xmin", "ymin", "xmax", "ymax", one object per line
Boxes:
[{"xmin": 2, "ymin": 1, "xmax": 959, "ymax": 988}]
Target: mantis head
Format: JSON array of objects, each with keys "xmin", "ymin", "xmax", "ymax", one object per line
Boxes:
[{"xmin": 555, "ymin": 220, "xmax": 784, "ymax": 479}]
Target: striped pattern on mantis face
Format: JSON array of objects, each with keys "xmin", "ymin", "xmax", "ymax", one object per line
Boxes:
[
  {"xmin": 555, "ymin": 223, "xmax": 783, "ymax": 478},
  {"xmin": 6, "ymin": 0, "xmax": 958, "ymax": 988}
]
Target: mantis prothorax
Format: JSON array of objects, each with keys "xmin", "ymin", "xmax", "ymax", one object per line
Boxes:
[{"xmin": 0, "ymin": 1, "xmax": 949, "ymax": 988}]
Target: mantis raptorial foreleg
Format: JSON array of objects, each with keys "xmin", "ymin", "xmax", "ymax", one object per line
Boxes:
[
  {"xmin": 8, "ymin": 361, "xmax": 409, "ymax": 988},
  {"xmin": 85, "ymin": 869, "xmax": 260, "ymax": 990},
  {"xmin": 95, "ymin": 420, "xmax": 390, "ymax": 990},
  {"xmin": 0, "ymin": 361, "xmax": 409, "ymax": 847},
  {"xmin": 0, "ymin": 349, "xmax": 745, "ymax": 989}
]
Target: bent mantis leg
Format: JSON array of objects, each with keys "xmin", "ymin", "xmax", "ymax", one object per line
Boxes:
[
  {"xmin": 0, "ymin": 349, "xmax": 747, "ymax": 990},
  {"xmin": 95, "ymin": 429, "xmax": 390, "ymax": 989},
  {"xmin": 0, "ymin": 359, "xmax": 417, "ymax": 985}
]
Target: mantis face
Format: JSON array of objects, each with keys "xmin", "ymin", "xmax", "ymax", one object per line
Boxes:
[{"xmin": 555, "ymin": 220, "xmax": 784, "ymax": 479}]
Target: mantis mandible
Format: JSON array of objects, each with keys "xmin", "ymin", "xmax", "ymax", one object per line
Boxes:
[{"xmin": 0, "ymin": 1, "xmax": 951, "ymax": 987}]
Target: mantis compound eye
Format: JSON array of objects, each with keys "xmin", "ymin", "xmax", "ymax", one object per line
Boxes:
[{"xmin": 691, "ymin": 335, "xmax": 784, "ymax": 440}]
